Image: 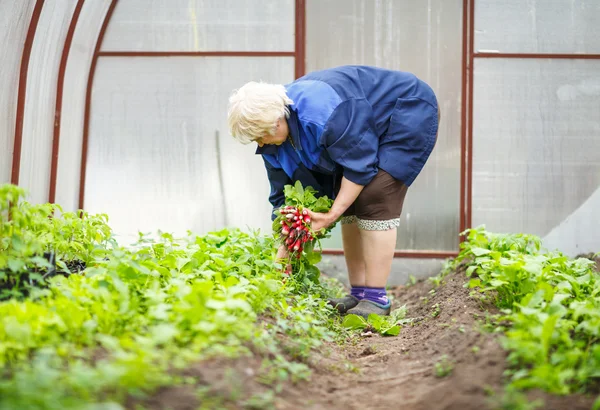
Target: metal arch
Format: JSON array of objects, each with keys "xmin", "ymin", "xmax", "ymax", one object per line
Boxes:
[
  {"xmin": 49, "ymin": 0, "xmax": 85, "ymax": 204},
  {"xmin": 11, "ymin": 0, "xmax": 45, "ymax": 186},
  {"xmin": 78, "ymin": 0, "xmax": 118, "ymax": 210},
  {"xmin": 295, "ymin": 0, "xmax": 306, "ymax": 78}
]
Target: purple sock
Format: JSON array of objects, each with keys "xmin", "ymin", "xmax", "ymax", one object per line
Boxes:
[
  {"xmin": 363, "ymin": 287, "xmax": 390, "ymax": 307},
  {"xmin": 350, "ymin": 286, "xmax": 366, "ymax": 299}
]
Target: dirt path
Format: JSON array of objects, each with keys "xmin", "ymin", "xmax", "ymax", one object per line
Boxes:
[
  {"xmin": 278, "ymin": 269, "xmax": 597, "ymax": 410},
  {"xmin": 139, "ymin": 264, "xmax": 599, "ymax": 410}
]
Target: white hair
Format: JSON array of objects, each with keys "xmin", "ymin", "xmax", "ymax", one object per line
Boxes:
[{"xmin": 227, "ymin": 81, "xmax": 294, "ymax": 144}]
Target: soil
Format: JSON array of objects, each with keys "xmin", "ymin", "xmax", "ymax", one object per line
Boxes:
[{"xmin": 135, "ymin": 268, "xmax": 599, "ymax": 410}]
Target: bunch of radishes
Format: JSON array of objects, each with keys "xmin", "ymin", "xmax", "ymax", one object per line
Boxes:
[{"xmin": 278, "ymin": 205, "xmax": 314, "ymax": 256}]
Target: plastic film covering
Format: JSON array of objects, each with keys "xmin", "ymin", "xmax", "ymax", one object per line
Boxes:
[
  {"xmin": 472, "ymin": 59, "xmax": 600, "ymax": 237},
  {"xmin": 475, "ymin": 0, "xmax": 600, "ymax": 54},
  {"xmin": 101, "ymin": 0, "xmax": 295, "ymax": 52},
  {"xmin": 85, "ymin": 57, "xmax": 294, "ymax": 241},
  {"xmin": 0, "ymin": 1, "xmax": 36, "ymax": 184},
  {"xmin": 55, "ymin": 0, "xmax": 112, "ymax": 212},
  {"xmin": 19, "ymin": 1, "xmax": 78, "ymax": 204},
  {"xmin": 306, "ymin": 0, "xmax": 462, "ymax": 251}
]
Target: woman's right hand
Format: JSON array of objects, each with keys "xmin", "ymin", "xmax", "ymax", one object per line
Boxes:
[{"xmin": 276, "ymin": 245, "xmax": 292, "ymax": 275}]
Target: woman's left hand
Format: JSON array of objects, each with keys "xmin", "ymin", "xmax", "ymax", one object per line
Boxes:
[{"xmin": 306, "ymin": 210, "xmax": 337, "ymax": 233}]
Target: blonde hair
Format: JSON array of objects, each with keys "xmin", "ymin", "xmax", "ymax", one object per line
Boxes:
[{"xmin": 228, "ymin": 81, "xmax": 294, "ymax": 144}]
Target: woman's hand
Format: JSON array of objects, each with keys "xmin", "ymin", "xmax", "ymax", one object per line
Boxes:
[
  {"xmin": 305, "ymin": 177, "xmax": 364, "ymax": 233},
  {"xmin": 276, "ymin": 244, "xmax": 292, "ymax": 275},
  {"xmin": 306, "ymin": 210, "xmax": 337, "ymax": 233}
]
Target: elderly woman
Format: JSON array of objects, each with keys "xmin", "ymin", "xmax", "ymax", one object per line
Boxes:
[{"xmin": 228, "ymin": 65, "xmax": 439, "ymax": 318}]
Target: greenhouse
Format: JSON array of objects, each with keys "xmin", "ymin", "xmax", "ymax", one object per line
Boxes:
[{"xmin": 1, "ymin": 1, "xmax": 599, "ymax": 409}]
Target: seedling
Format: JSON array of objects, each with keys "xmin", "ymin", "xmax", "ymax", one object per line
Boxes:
[
  {"xmin": 431, "ymin": 303, "xmax": 441, "ymax": 318},
  {"xmin": 434, "ymin": 355, "xmax": 454, "ymax": 377}
]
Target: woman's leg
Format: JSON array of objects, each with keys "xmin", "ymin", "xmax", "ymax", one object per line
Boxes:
[
  {"xmin": 341, "ymin": 221, "xmax": 366, "ymax": 286},
  {"xmin": 344, "ymin": 170, "xmax": 407, "ymax": 316},
  {"xmin": 361, "ymin": 227, "xmax": 397, "ymax": 287},
  {"xmin": 327, "ymin": 219, "xmax": 366, "ymax": 314}
]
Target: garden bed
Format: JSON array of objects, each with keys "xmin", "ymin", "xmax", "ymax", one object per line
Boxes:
[
  {"xmin": 137, "ymin": 260, "xmax": 598, "ymax": 410},
  {"xmin": 1, "ymin": 183, "xmax": 598, "ymax": 410}
]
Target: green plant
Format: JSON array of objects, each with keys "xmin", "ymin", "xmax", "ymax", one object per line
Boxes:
[
  {"xmin": 0, "ymin": 185, "xmax": 114, "ymax": 300},
  {"xmin": 454, "ymin": 226, "xmax": 600, "ymax": 395},
  {"xmin": 271, "ymin": 181, "xmax": 337, "ymax": 285},
  {"xmin": 0, "ymin": 183, "xmax": 348, "ymax": 409},
  {"xmin": 341, "ymin": 306, "xmax": 408, "ymax": 336},
  {"xmin": 431, "ymin": 303, "xmax": 441, "ymax": 318},
  {"xmin": 434, "ymin": 355, "xmax": 454, "ymax": 377},
  {"xmin": 489, "ymin": 386, "xmax": 544, "ymax": 410}
]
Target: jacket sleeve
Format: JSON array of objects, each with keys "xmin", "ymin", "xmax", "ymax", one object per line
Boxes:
[
  {"xmin": 262, "ymin": 156, "xmax": 291, "ymax": 221},
  {"xmin": 320, "ymin": 98, "xmax": 379, "ymax": 186}
]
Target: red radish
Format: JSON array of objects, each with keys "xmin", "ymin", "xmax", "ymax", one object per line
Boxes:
[
  {"xmin": 286, "ymin": 214, "xmax": 294, "ymax": 219},
  {"xmin": 304, "ymin": 217, "xmax": 311, "ymax": 224},
  {"xmin": 293, "ymin": 239, "xmax": 301, "ymax": 251},
  {"xmin": 281, "ymin": 226, "xmax": 290, "ymax": 236},
  {"xmin": 302, "ymin": 209, "xmax": 308, "ymax": 216}
]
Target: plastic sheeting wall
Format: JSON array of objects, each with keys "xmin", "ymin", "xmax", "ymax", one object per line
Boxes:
[
  {"xmin": 475, "ymin": 0, "xmax": 600, "ymax": 54},
  {"xmin": 0, "ymin": 1, "xmax": 36, "ymax": 184},
  {"xmin": 472, "ymin": 0, "xmax": 600, "ymax": 253},
  {"xmin": 101, "ymin": 0, "xmax": 295, "ymax": 52},
  {"xmin": 55, "ymin": 0, "xmax": 113, "ymax": 212},
  {"xmin": 19, "ymin": 1, "xmax": 78, "ymax": 205},
  {"xmin": 85, "ymin": 57, "xmax": 293, "ymax": 241},
  {"xmin": 82, "ymin": 0, "xmax": 296, "ymax": 241},
  {"xmin": 472, "ymin": 59, "xmax": 600, "ymax": 236},
  {"xmin": 306, "ymin": 0, "xmax": 463, "ymax": 251}
]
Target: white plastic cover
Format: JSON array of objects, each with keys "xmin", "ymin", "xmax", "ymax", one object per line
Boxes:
[
  {"xmin": 85, "ymin": 56, "xmax": 294, "ymax": 242},
  {"xmin": 55, "ymin": 0, "xmax": 112, "ymax": 212},
  {"xmin": 475, "ymin": 0, "xmax": 600, "ymax": 54},
  {"xmin": 472, "ymin": 59, "xmax": 600, "ymax": 238},
  {"xmin": 102, "ymin": 0, "xmax": 295, "ymax": 52},
  {"xmin": 0, "ymin": 1, "xmax": 35, "ymax": 184},
  {"xmin": 19, "ymin": 1, "xmax": 79, "ymax": 204}
]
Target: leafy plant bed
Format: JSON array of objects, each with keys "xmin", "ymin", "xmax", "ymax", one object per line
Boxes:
[
  {"xmin": 2, "ymin": 181, "xmax": 599, "ymax": 410},
  {"xmin": 0, "ymin": 251, "xmax": 87, "ymax": 300},
  {"xmin": 275, "ymin": 229, "xmax": 600, "ymax": 410},
  {"xmin": 0, "ymin": 184, "xmax": 350, "ymax": 410}
]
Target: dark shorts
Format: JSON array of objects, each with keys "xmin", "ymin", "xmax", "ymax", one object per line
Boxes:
[{"xmin": 343, "ymin": 169, "xmax": 408, "ymax": 221}]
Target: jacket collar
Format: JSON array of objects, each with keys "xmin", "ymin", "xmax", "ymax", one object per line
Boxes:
[{"xmin": 255, "ymin": 107, "xmax": 301, "ymax": 155}]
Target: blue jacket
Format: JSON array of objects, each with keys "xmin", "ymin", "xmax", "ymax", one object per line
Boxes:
[{"xmin": 257, "ymin": 65, "xmax": 439, "ymax": 216}]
